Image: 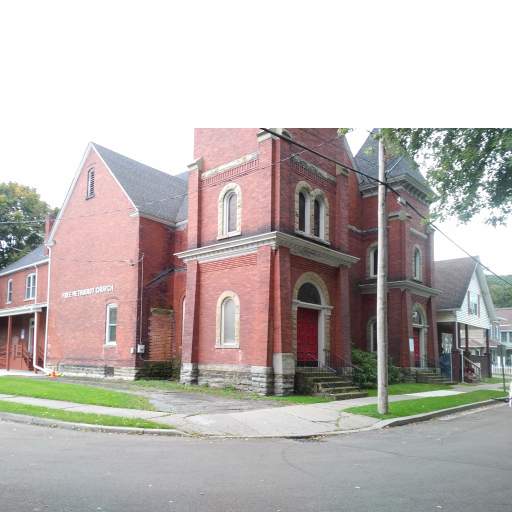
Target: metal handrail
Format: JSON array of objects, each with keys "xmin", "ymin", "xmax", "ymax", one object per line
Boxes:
[{"xmin": 463, "ymin": 356, "xmax": 481, "ymax": 380}]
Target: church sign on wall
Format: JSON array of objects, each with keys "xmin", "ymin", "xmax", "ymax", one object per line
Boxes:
[{"xmin": 62, "ymin": 284, "xmax": 114, "ymax": 299}]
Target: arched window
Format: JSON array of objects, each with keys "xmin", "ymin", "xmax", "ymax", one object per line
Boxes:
[
  {"xmin": 313, "ymin": 197, "xmax": 324, "ymax": 238},
  {"xmin": 298, "ymin": 282, "xmax": 321, "ymax": 305},
  {"xmin": 369, "ymin": 245, "xmax": 378, "ymax": 277},
  {"xmin": 298, "ymin": 191, "xmax": 307, "ymax": 232},
  {"xmin": 413, "ymin": 247, "xmax": 422, "ymax": 281},
  {"xmin": 368, "ymin": 318, "xmax": 377, "ymax": 352},
  {"xmin": 221, "ymin": 298, "xmax": 235, "ymax": 345},
  {"xmin": 216, "ymin": 291, "xmax": 240, "ymax": 348},
  {"xmin": 225, "ymin": 191, "xmax": 237, "ymax": 234},
  {"xmin": 218, "ymin": 183, "xmax": 241, "ymax": 238}
]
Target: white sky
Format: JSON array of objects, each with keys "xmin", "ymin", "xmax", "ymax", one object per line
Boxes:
[{"xmin": 1, "ymin": 1, "xmax": 510, "ymax": 275}]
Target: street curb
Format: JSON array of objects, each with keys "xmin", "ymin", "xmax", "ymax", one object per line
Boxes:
[
  {"xmin": 374, "ymin": 399, "xmax": 503, "ymax": 429},
  {"xmin": 0, "ymin": 412, "xmax": 190, "ymax": 437},
  {"xmin": 0, "ymin": 400, "xmax": 503, "ymax": 440},
  {"xmin": 178, "ymin": 399, "xmax": 505, "ymax": 440}
]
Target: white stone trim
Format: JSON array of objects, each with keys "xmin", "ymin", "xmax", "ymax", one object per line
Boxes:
[
  {"xmin": 0, "ymin": 303, "xmax": 47, "ymax": 318},
  {"xmin": 294, "ymin": 181, "xmax": 312, "ymax": 234},
  {"xmin": 311, "ymin": 189, "xmax": 330, "ymax": 242},
  {"xmin": 359, "ymin": 279, "xmax": 441, "ymax": 297},
  {"xmin": 175, "ymin": 231, "xmax": 359, "ymax": 267},
  {"xmin": 412, "ymin": 244, "xmax": 423, "ymax": 282},
  {"xmin": 292, "ymin": 272, "xmax": 332, "ymax": 366},
  {"xmin": 217, "ymin": 182, "xmax": 242, "ymax": 239},
  {"xmin": 215, "ymin": 291, "xmax": 240, "ymax": 348},
  {"xmin": 410, "ymin": 227, "xmax": 428, "ymax": 240},
  {"xmin": 202, "ymin": 153, "xmax": 258, "ymax": 180},
  {"xmin": 290, "ymin": 155, "xmax": 337, "ymax": 183},
  {"xmin": 367, "ymin": 242, "xmax": 378, "ymax": 278}
]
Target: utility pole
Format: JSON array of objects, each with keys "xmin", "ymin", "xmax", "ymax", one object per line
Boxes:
[{"xmin": 377, "ymin": 131, "xmax": 389, "ymax": 415}]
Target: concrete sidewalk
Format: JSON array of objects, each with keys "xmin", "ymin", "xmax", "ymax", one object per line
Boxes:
[
  {"xmin": 0, "ymin": 394, "xmax": 177, "ymax": 425},
  {"xmin": 0, "ymin": 382, "xmax": 504, "ymax": 437}
]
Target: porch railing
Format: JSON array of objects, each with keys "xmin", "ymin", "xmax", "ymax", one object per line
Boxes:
[
  {"xmin": 463, "ymin": 356, "xmax": 481, "ymax": 382},
  {"xmin": 296, "ymin": 349, "xmax": 360, "ymax": 377}
]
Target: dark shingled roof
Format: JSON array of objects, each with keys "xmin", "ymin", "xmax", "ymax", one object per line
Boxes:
[
  {"xmin": 354, "ymin": 132, "xmax": 431, "ymax": 191},
  {"xmin": 435, "ymin": 257, "xmax": 477, "ymax": 310},
  {"xmin": 0, "ymin": 245, "xmax": 47, "ymax": 276},
  {"xmin": 93, "ymin": 143, "xmax": 188, "ymax": 224}
]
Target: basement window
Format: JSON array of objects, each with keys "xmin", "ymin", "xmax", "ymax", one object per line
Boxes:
[{"xmin": 86, "ymin": 167, "xmax": 95, "ymax": 199}]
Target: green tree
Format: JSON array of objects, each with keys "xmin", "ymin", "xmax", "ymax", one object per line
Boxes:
[
  {"xmin": 0, "ymin": 182, "xmax": 56, "ymax": 269},
  {"xmin": 487, "ymin": 274, "xmax": 512, "ymax": 308},
  {"xmin": 380, "ymin": 129, "xmax": 512, "ymax": 225}
]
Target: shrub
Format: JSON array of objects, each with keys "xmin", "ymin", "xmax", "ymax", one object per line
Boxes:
[{"xmin": 352, "ymin": 347, "xmax": 402, "ymax": 389}]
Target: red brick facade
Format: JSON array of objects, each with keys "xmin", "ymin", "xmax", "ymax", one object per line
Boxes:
[{"xmin": 0, "ymin": 129, "xmax": 439, "ymax": 393}]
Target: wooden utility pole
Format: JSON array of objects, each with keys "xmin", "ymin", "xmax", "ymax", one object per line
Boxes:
[{"xmin": 377, "ymin": 131, "xmax": 389, "ymax": 415}]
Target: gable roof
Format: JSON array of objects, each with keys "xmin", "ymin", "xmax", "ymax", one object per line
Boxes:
[
  {"xmin": 435, "ymin": 257, "xmax": 477, "ymax": 310},
  {"xmin": 354, "ymin": 132, "xmax": 433, "ymax": 195},
  {"xmin": 497, "ymin": 308, "xmax": 512, "ymax": 330},
  {"xmin": 0, "ymin": 245, "xmax": 48, "ymax": 277},
  {"xmin": 92, "ymin": 143, "xmax": 188, "ymax": 224}
]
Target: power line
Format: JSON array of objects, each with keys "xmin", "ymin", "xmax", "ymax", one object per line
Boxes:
[
  {"xmin": 261, "ymin": 128, "xmax": 512, "ymax": 290},
  {"xmin": 0, "ymin": 132, "xmax": 344, "ymax": 226}
]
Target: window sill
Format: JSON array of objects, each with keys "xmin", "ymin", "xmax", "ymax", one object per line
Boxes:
[
  {"xmin": 217, "ymin": 231, "xmax": 241, "ymax": 241},
  {"xmin": 215, "ymin": 344, "xmax": 240, "ymax": 349},
  {"xmin": 24, "ymin": 298, "xmax": 35, "ymax": 302},
  {"xmin": 104, "ymin": 343, "xmax": 117, "ymax": 347},
  {"xmin": 294, "ymin": 230, "xmax": 330, "ymax": 246}
]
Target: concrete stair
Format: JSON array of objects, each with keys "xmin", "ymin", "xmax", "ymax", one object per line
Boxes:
[
  {"xmin": 295, "ymin": 369, "xmax": 368, "ymax": 400},
  {"xmin": 415, "ymin": 370, "xmax": 458, "ymax": 385}
]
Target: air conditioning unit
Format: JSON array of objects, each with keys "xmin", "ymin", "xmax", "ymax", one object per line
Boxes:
[{"xmin": 136, "ymin": 344, "xmax": 145, "ymax": 354}]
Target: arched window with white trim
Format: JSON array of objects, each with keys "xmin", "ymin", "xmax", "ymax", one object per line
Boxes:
[
  {"xmin": 218, "ymin": 183, "xmax": 241, "ymax": 238},
  {"xmin": 216, "ymin": 291, "xmax": 240, "ymax": 348},
  {"xmin": 313, "ymin": 197, "xmax": 323, "ymax": 238},
  {"xmin": 368, "ymin": 245, "xmax": 378, "ymax": 278},
  {"xmin": 413, "ymin": 247, "xmax": 422, "ymax": 281}
]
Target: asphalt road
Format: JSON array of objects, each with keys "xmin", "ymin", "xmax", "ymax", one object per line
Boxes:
[{"xmin": 0, "ymin": 404, "xmax": 511, "ymax": 512}]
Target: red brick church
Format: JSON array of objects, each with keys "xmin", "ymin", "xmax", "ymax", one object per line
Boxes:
[{"xmin": 0, "ymin": 129, "xmax": 439, "ymax": 394}]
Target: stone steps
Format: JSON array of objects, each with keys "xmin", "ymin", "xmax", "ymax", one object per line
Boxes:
[{"xmin": 295, "ymin": 368, "xmax": 368, "ymax": 400}]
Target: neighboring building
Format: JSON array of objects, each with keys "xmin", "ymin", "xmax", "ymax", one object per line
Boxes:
[
  {"xmin": 496, "ymin": 307, "xmax": 512, "ymax": 367},
  {"xmin": 0, "ymin": 129, "xmax": 440, "ymax": 393},
  {"xmin": 435, "ymin": 257, "xmax": 499, "ymax": 381},
  {"xmin": 0, "ymin": 245, "xmax": 49, "ymax": 371}
]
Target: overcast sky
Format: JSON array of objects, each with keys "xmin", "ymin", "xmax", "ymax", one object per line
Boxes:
[{"xmin": 1, "ymin": 2, "xmax": 510, "ymax": 275}]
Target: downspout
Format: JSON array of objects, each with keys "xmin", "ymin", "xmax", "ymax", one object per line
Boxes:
[
  {"xmin": 31, "ymin": 261, "xmax": 50, "ymax": 374},
  {"xmin": 40, "ymin": 244, "xmax": 53, "ymax": 374}
]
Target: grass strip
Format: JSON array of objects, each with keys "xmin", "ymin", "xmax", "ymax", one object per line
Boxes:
[
  {"xmin": 0, "ymin": 400, "xmax": 172, "ymax": 429},
  {"xmin": 366, "ymin": 383, "xmax": 452, "ymax": 397},
  {"xmin": 0, "ymin": 377, "xmax": 154, "ymax": 410},
  {"xmin": 345, "ymin": 390, "xmax": 506, "ymax": 419}
]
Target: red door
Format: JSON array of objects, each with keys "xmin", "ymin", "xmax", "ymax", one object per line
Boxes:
[
  {"xmin": 297, "ymin": 308, "xmax": 319, "ymax": 366},
  {"xmin": 413, "ymin": 328, "xmax": 421, "ymax": 367}
]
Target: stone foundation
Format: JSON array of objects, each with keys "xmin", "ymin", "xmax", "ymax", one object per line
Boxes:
[
  {"xmin": 180, "ymin": 362, "xmax": 198, "ymax": 384},
  {"xmin": 273, "ymin": 353, "xmax": 295, "ymax": 396},
  {"xmin": 180, "ymin": 363, "xmax": 275, "ymax": 395},
  {"xmin": 51, "ymin": 364, "xmax": 137, "ymax": 380}
]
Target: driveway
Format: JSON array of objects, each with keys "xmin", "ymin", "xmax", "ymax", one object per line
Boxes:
[{"xmin": 60, "ymin": 377, "xmax": 284, "ymax": 415}]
